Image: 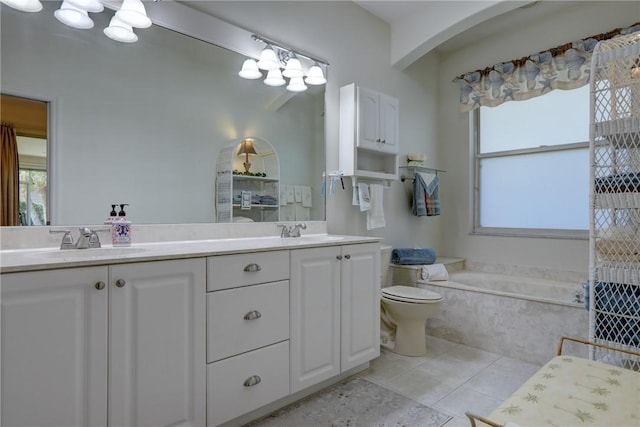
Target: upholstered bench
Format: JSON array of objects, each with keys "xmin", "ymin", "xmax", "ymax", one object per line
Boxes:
[{"xmin": 466, "ymin": 337, "xmax": 640, "ymax": 427}]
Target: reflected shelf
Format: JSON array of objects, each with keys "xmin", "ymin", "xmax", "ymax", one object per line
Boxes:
[{"xmin": 399, "ymin": 165, "xmax": 446, "ymax": 182}]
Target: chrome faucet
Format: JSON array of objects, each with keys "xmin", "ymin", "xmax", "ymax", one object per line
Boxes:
[
  {"xmin": 50, "ymin": 227, "xmax": 110, "ymax": 249},
  {"xmin": 278, "ymin": 223, "xmax": 307, "ymax": 238}
]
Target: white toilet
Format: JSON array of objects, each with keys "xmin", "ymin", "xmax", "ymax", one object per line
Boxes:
[{"xmin": 379, "ymin": 246, "xmax": 443, "ymax": 356}]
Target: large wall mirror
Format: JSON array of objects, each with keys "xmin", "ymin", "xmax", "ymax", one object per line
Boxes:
[{"xmin": 0, "ymin": 1, "xmax": 326, "ymax": 226}]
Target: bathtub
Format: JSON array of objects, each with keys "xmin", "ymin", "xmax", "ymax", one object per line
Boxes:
[{"xmin": 419, "ymin": 271, "xmax": 590, "ymax": 365}]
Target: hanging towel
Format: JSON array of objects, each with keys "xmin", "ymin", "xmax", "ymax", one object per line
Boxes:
[
  {"xmin": 412, "ymin": 174, "xmax": 428, "ymax": 216},
  {"xmin": 421, "ymin": 263, "xmax": 449, "ymax": 281},
  {"xmin": 367, "ymin": 184, "xmax": 385, "ymax": 230},
  {"xmin": 358, "ymin": 182, "xmax": 371, "ymax": 212},
  {"xmin": 301, "ymin": 186, "xmax": 312, "ymax": 207},
  {"xmin": 418, "ymin": 172, "xmax": 441, "ymax": 216},
  {"xmin": 390, "ymin": 248, "xmax": 437, "ymax": 265}
]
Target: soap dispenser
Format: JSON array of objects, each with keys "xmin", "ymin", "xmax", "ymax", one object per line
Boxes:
[
  {"xmin": 111, "ymin": 203, "xmax": 132, "ymax": 246},
  {"xmin": 104, "ymin": 204, "xmax": 118, "ymax": 225}
]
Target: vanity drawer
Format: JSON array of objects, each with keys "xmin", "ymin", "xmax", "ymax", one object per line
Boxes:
[
  {"xmin": 207, "ymin": 280, "xmax": 289, "ymax": 362},
  {"xmin": 207, "ymin": 341, "xmax": 289, "ymax": 426},
  {"xmin": 207, "ymin": 250, "xmax": 289, "ymax": 291}
]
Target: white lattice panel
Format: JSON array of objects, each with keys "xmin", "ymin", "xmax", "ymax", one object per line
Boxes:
[{"xmin": 589, "ymin": 31, "xmax": 640, "ymax": 360}]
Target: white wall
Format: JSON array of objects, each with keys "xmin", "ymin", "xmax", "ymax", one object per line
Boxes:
[
  {"xmin": 198, "ymin": 1, "xmax": 444, "ymax": 250},
  {"xmin": 438, "ymin": 1, "xmax": 640, "ymax": 273}
]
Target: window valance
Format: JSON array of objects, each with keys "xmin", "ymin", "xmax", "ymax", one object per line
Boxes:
[{"xmin": 454, "ymin": 22, "xmax": 640, "ymax": 112}]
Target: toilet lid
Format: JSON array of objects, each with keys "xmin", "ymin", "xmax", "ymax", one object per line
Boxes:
[{"xmin": 381, "ymin": 285, "xmax": 442, "ymax": 303}]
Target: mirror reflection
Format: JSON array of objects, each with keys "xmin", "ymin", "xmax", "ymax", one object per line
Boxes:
[{"xmin": 0, "ymin": 1, "xmax": 326, "ymax": 226}]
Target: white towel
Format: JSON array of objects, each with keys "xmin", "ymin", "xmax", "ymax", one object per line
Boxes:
[
  {"xmin": 421, "ymin": 263, "xmax": 449, "ymax": 281},
  {"xmin": 367, "ymin": 184, "xmax": 385, "ymax": 230},
  {"xmin": 301, "ymin": 186, "xmax": 312, "ymax": 207},
  {"xmin": 358, "ymin": 183, "xmax": 370, "ymax": 212}
]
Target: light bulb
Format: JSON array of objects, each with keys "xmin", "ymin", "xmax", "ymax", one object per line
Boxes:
[
  {"xmin": 282, "ymin": 57, "xmax": 303, "ymax": 78},
  {"xmin": 54, "ymin": 1, "xmax": 94, "ymax": 29},
  {"xmin": 305, "ymin": 64, "xmax": 327, "ymax": 85},
  {"xmin": 263, "ymin": 68, "xmax": 286, "ymax": 87},
  {"xmin": 66, "ymin": 0, "xmax": 103, "ymax": 13},
  {"xmin": 287, "ymin": 76, "xmax": 307, "ymax": 92},
  {"xmin": 116, "ymin": 0, "xmax": 151, "ymax": 28},
  {"xmin": 238, "ymin": 59, "xmax": 262, "ymax": 79},
  {"xmin": 257, "ymin": 45, "xmax": 279, "ymax": 71},
  {"xmin": 0, "ymin": 0, "xmax": 43, "ymax": 12},
  {"xmin": 104, "ymin": 16, "xmax": 138, "ymax": 43}
]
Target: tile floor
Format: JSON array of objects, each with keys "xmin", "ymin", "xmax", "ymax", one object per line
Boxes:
[{"xmin": 357, "ymin": 336, "xmax": 542, "ymax": 427}]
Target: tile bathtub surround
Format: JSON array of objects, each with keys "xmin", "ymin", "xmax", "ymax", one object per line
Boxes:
[{"xmin": 464, "ymin": 260, "xmax": 587, "ymax": 283}]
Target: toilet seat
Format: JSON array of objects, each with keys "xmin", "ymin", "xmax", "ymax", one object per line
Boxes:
[{"xmin": 381, "ymin": 285, "xmax": 442, "ymax": 304}]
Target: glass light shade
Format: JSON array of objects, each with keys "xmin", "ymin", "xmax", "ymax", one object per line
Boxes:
[
  {"xmin": 104, "ymin": 16, "xmax": 138, "ymax": 43},
  {"xmin": 305, "ymin": 64, "xmax": 327, "ymax": 85},
  {"xmin": 287, "ymin": 76, "xmax": 308, "ymax": 92},
  {"xmin": 116, "ymin": 0, "xmax": 151, "ymax": 28},
  {"xmin": 54, "ymin": 1, "xmax": 94, "ymax": 29},
  {"xmin": 282, "ymin": 57, "xmax": 303, "ymax": 78},
  {"xmin": 238, "ymin": 59, "xmax": 262, "ymax": 79},
  {"xmin": 263, "ymin": 68, "xmax": 286, "ymax": 87},
  {"xmin": 256, "ymin": 46, "xmax": 279, "ymax": 70},
  {"xmin": 0, "ymin": 0, "xmax": 43, "ymax": 12},
  {"xmin": 67, "ymin": 0, "xmax": 103, "ymax": 13}
]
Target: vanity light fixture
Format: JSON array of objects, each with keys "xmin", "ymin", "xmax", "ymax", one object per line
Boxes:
[
  {"xmin": 116, "ymin": 0, "xmax": 152, "ymax": 29},
  {"xmin": 54, "ymin": 0, "xmax": 94, "ymax": 29},
  {"xmin": 0, "ymin": 0, "xmax": 43, "ymax": 12},
  {"xmin": 104, "ymin": 15, "xmax": 138, "ymax": 43},
  {"xmin": 238, "ymin": 59, "xmax": 262, "ymax": 79},
  {"xmin": 257, "ymin": 44, "xmax": 279, "ymax": 71},
  {"xmin": 239, "ymin": 34, "xmax": 329, "ymax": 92}
]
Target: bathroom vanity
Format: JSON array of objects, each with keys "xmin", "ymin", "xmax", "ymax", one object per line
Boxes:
[{"xmin": 0, "ymin": 232, "xmax": 381, "ymax": 427}]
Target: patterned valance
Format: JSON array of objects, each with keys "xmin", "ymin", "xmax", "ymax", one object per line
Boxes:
[{"xmin": 454, "ymin": 22, "xmax": 640, "ymax": 112}]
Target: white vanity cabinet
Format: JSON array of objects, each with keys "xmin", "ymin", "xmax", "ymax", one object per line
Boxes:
[
  {"xmin": 206, "ymin": 251, "xmax": 290, "ymax": 426},
  {"xmin": 290, "ymin": 243, "xmax": 380, "ymax": 393},
  {"xmin": 2, "ymin": 267, "xmax": 109, "ymax": 427},
  {"xmin": 340, "ymin": 83, "xmax": 400, "ymax": 181},
  {"xmin": 0, "ymin": 258, "xmax": 206, "ymax": 427}
]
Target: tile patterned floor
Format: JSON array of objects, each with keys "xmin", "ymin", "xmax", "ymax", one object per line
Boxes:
[{"xmin": 357, "ymin": 336, "xmax": 542, "ymax": 427}]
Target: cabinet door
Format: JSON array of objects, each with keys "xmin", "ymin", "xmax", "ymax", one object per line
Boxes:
[
  {"xmin": 290, "ymin": 246, "xmax": 341, "ymax": 393},
  {"xmin": 379, "ymin": 94, "xmax": 399, "ymax": 154},
  {"xmin": 109, "ymin": 259, "xmax": 206, "ymax": 427},
  {"xmin": 356, "ymin": 86, "xmax": 381, "ymax": 150},
  {"xmin": 1, "ymin": 267, "xmax": 108, "ymax": 427},
  {"xmin": 341, "ymin": 243, "xmax": 380, "ymax": 371}
]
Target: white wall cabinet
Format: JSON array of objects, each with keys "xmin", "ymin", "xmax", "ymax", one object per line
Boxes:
[
  {"xmin": 1, "ymin": 259, "xmax": 206, "ymax": 427},
  {"xmin": 290, "ymin": 243, "xmax": 380, "ymax": 393},
  {"xmin": 340, "ymin": 83, "xmax": 399, "ymax": 180}
]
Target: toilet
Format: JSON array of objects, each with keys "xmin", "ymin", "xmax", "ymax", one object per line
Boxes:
[{"xmin": 379, "ymin": 246, "xmax": 443, "ymax": 356}]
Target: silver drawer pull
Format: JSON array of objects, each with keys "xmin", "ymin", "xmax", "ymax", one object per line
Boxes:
[
  {"xmin": 243, "ymin": 375, "xmax": 262, "ymax": 387},
  {"xmin": 243, "ymin": 310, "xmax": 262, "ymax": 321},
  {"xmin": 243, "ymin": 263, "xmax": 262, "ymax": 272}
]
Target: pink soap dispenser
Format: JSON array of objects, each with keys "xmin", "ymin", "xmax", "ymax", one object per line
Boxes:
[{"xmin": 112, "ymin": 203, "xmax": 132, "ymax": 246}]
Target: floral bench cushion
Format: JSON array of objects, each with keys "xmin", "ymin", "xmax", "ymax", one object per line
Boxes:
[{"xmin": 488, "ymin": 355, "xmax": 640, "ymax": 427}]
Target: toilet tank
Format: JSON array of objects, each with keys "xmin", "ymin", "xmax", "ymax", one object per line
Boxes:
[{"xmin": 380, "ymin": 245, "xmax": 393, "ymax": 287}]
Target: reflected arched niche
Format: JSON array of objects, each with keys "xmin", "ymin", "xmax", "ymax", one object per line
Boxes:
[{"xmin": 216, "ymin": 137, "xmax": 280, "ymax": 223}]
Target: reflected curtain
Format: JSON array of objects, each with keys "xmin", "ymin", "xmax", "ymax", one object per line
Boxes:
[
  {"xmin": 454, "ymin": 22, "xmax": 640, "ymax": 112},
  {"xmin": 1, "ymin": 123, "xmax": 20, "ymax": 226}
]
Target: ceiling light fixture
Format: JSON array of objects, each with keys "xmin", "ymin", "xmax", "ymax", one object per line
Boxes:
[
  {"xmin": 239, "ymin": 34, "xmax": 329, "ymax": 92},
  {"xmin": 0, "ymin": 0, "xmax": 43, "ymax": 12}
]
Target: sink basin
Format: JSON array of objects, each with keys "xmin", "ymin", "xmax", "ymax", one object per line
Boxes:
[{"xmin": 30, "ymin": 247, "xmax": 147, "ymax": 260}]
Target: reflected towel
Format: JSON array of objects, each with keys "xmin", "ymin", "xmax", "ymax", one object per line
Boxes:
[
  {"xmin": 421, "ymin": 263, "xmax": 449, "ymax": 281},
  {"xmin": 367, "ymin": 184, "xmax": 385, "ymax": 230},
  {"xmin": 391, "ymin": 248, "xmax": 436, "ymax": 265},
  {"xmin": 358, "ymin": 182, "xmax": 370, "ymax": 212}
]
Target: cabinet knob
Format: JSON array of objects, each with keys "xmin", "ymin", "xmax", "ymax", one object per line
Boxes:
[
  {"xmin": 115, "ymin": 279, "xmax": 126, "ymax": 288},
  {"xmin": 95, "ymin": 281, "xmax": 106, "ymax": 290},
  {"xmin": 336, "ymin": 255, "xmax": 342, "ymax": 260},
  {"xmin": 243, "ymin": 310, "xmax": 262, "ymax": 321},
  {"xmin": 243, "ymin": 263, "xmax": 262, "ymax": 272},
  {"xmin": 243, "ymin": 375, "xmax": 262, "ymax": 387},
  {"xmin": 344, "ymin": 254, "xmax": 351, "ymax": 259}
]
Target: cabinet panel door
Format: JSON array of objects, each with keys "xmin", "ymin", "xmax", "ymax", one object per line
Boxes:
[
  {"xmin": 1, "ymin": 267, "xmax": 108, "ymax": 427},
  {"xmin": 356, "ymin": 87, "xmax": 380, "ymax": 150},
  {"xmin": 379, "ymin": 94, "xmax": 399, "ymax": 154},
  {"xmin": 341, "ymin": 243, "xmax": 380, "ymax": 371},
  {"xmin": 109, "ymin": 259, "xmax": 206, "ymax": 427},
  {"xmin": 290, "ymin": 247, "xmax": 341, "ymax": 393}
]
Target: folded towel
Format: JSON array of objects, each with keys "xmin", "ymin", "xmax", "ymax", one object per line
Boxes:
[
  {"xmin": 391, "ymin": 248, "xmax": 437, "ymax": 265},
  {"xmin": 421, "ymin": 263, "xmax": 449, "ymax": 281},
  {"xmin": 367, "ymin": 184, "xmax": 385, "ymax": 230}
]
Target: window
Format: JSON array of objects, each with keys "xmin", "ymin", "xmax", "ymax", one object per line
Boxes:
[{"xmin": 473, "ymin": 85, "xmax": 590, "ymax": 238}]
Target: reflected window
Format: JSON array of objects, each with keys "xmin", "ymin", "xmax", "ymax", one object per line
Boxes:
[{"xmin": 18, "ymin": 136, "xmax": 48, "ymax": 225}]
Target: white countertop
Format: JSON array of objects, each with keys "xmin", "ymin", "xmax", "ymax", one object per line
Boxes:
[{"xmin": 0, "ymin": 234, "xmax": 382, "ymax": 273}]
